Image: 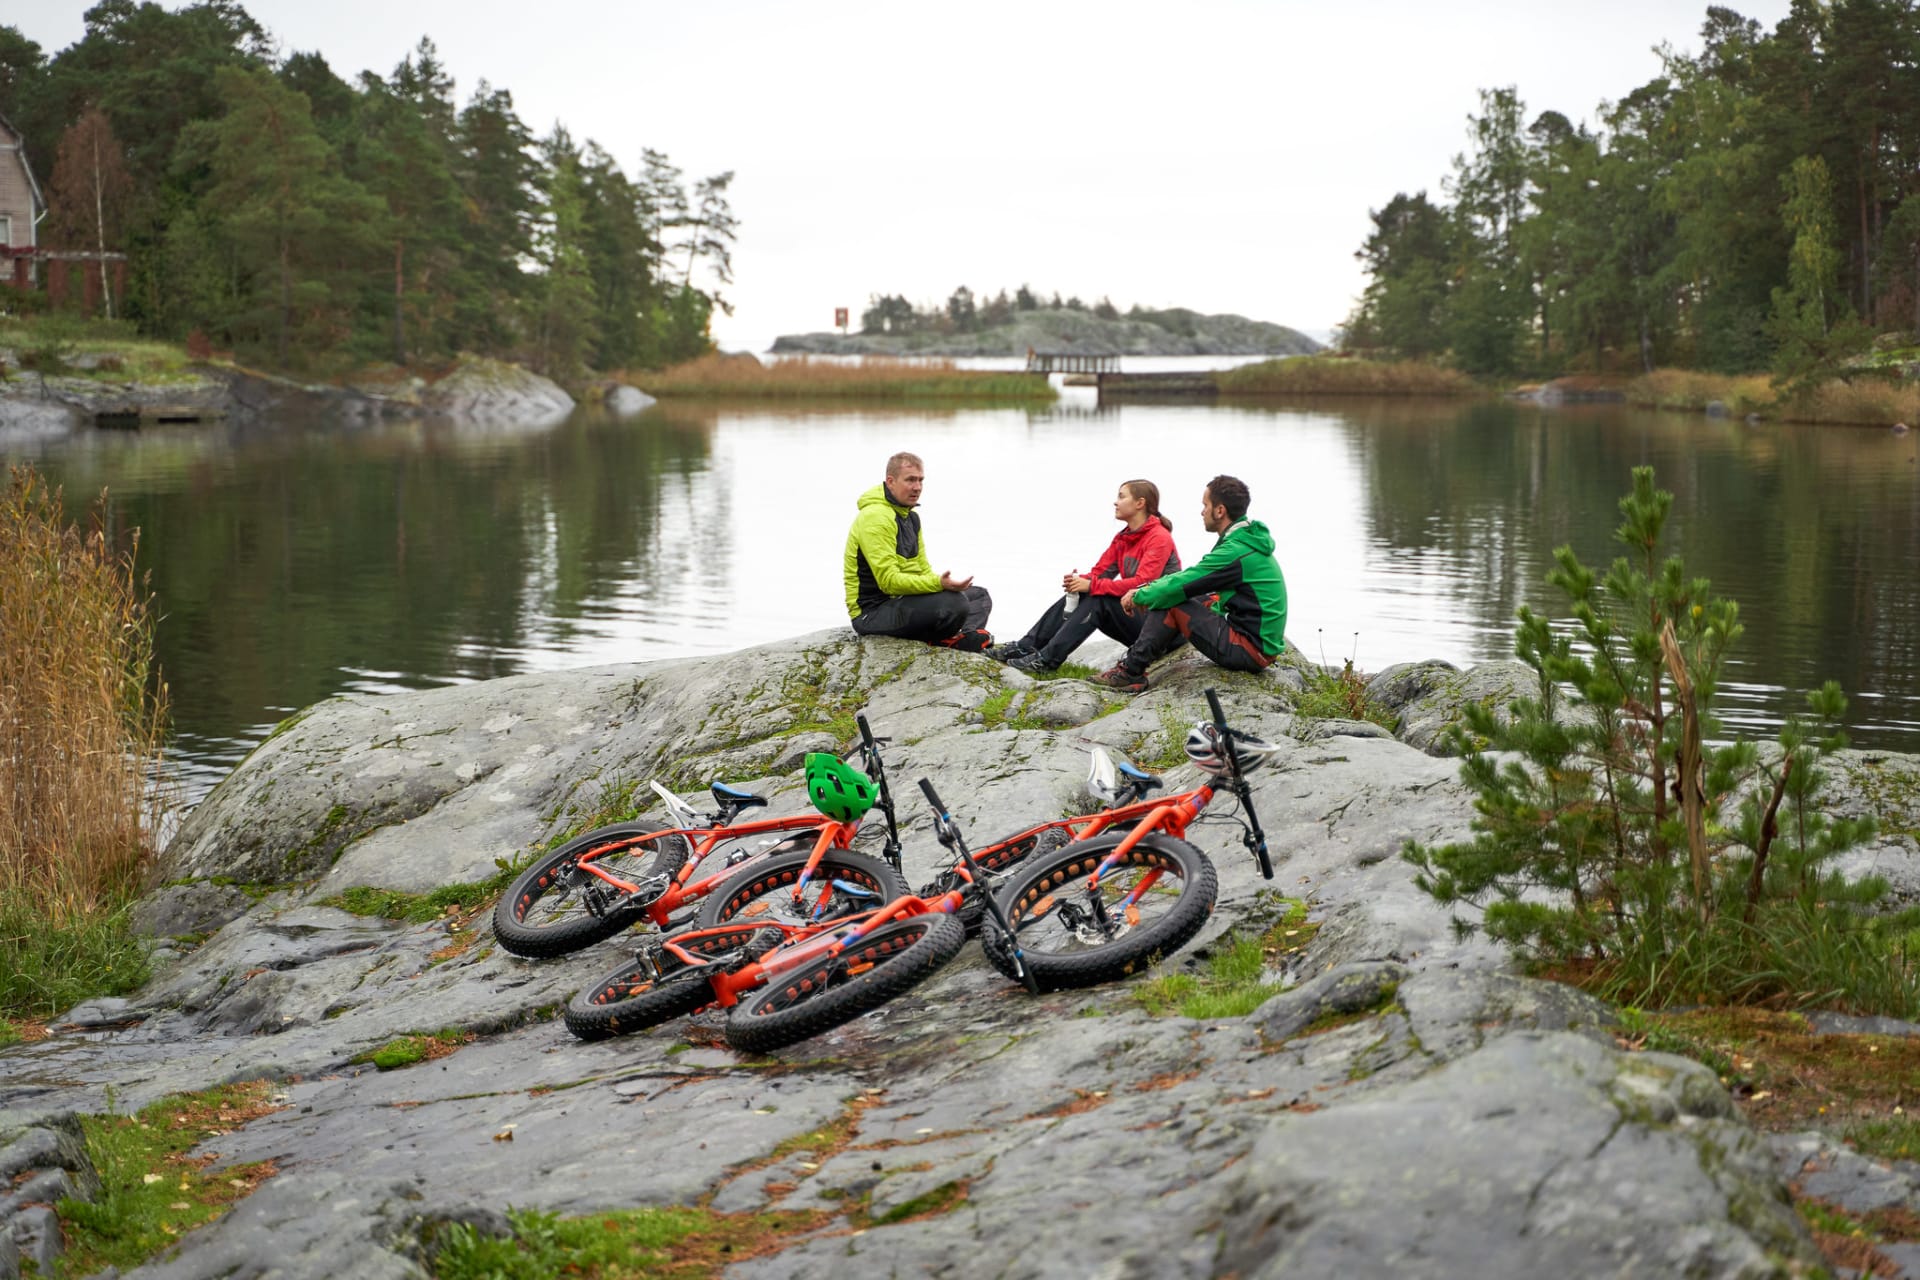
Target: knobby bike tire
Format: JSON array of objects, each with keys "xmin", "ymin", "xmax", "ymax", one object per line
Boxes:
[
  {"xmin": 982, "ymin": 831, "xmax": 1217, "ymax": 991},
  {"xmin": 695, "ymin": 847, "xmax": 908, "ymax": 930},
  {"xmin": 724, "ymin": 913, "xmax": 967, "ymax": 1055},
  {"xmin": 493, "ymin": 820, "xmax": 690, "ymax": 959},
  {"xmin": 934, "ymin": 825, "xmax": 1073, "ymax": 935},
  {"xmin": 564, "ymin": 923, "xmax": 781, "ymax": 1041}
]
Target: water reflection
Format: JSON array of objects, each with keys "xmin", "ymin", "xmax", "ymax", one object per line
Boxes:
[{"xmin": 8, "ymin": 393, "xmax": 1920, "ymax": 799}]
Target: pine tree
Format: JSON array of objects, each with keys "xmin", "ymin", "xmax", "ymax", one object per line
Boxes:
[
  {"xmin": 1404, "ymin": 467, "xmax": 1891, "ymax": 1009},
  {"xmin": 181, "ymin": 66, "xmax": 383, "ymax": 367},
  {"xmin": 530, "ymin": 133, "xmax": 599, "ymax": 381}
]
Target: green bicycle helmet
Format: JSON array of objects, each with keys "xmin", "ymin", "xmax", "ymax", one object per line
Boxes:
[{"xmin": 804, "ymin": 752, "xmax": 877, "ymax": 822}]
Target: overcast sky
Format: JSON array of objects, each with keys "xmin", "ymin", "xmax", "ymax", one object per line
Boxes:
[{"xmin": 15, "ymin": 1, "xmax": 1796, "ymax": 350}]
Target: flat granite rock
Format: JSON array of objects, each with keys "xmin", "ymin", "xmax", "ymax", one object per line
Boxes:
[{"xmin": 6, "ymin": 633, "xmax": 1903, "ymax": 1277}]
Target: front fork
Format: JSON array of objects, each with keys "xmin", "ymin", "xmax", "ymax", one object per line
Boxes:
[{"xmin": 1077, "ymin": 788, "xmax": 1213, "ymax": 918}]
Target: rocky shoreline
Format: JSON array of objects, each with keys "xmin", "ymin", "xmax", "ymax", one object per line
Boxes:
[
  {"xmin": 0, "ymin": 354, "xmax": 581, "ymax": 435},
  {"xmin": 4, "ymin": 633, "xmax": 1919, "ymax": 1277}
]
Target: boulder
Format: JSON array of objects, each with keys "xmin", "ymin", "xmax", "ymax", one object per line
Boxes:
[
  {"xmin": 603, "ymin": 384, "xmax": 654, "ymax": 417},
  {"xmin": 0, "ymin": 392, "xmax": 84, "ymax": 434},
  {"xmin": 1378, "ymin": 658, "xmax": 1537, "ymax": 756},
  {"xmin": 416, "ymin": 356, "xmax": 573, "ymax": 425}
]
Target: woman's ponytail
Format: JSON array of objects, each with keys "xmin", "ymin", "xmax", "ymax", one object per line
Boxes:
[{"xmin": 1124, "ymin": 479, "xmax": 1170, "ymax": 533}]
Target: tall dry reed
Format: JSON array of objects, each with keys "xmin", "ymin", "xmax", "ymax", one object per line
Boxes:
[
  {"xmin": 1214, "ymin": 357, "xmax": 1479, "ymax": 397},
  {"xmin": 0, "ymin": 466, "xmax": 169, "ymax": 924},
  {"xmin": 627, "ymin": 354, "xmax": 1056, "ymax": 401}
]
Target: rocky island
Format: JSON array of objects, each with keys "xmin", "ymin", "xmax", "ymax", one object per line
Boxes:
[
  {"xmin": 771, "ymin": 306, "xmax": 1322, "ymax": 359},
  {"xmin": 3, "ymin": 634, "xmax": 1918, "ymax": 1277}
]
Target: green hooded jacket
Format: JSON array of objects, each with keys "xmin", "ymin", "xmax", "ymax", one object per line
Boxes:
[
  {"xmin": 844, "ymin": 483, "xmax": 941, "ymax": 617},
  {"xmin": 1131, "ymin": 518, "xmax": 1288, "ymax": 655}
]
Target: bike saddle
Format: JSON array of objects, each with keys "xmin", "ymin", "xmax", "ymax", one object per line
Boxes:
[
  {"xmin": 709, "ymin": 782, "xmax": 768, "ymax": 810},
  {"xmin": 1116, "ymin": 760, "xmax": 1163, "ymax": 793}
]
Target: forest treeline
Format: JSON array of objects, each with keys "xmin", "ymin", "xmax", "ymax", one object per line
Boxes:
[
  {"xmin": 0, "ymin": 2, "xmax": 735, "ymax": 378},
  {"xmin": 1346, "ymin": 1, "xmax": 1920, "ymax": 386},
  {"xmin": 862, "ymin": 285, "xmax": 1198, "ymax": 335}
]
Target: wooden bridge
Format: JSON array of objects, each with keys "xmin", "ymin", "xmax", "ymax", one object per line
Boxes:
[
  {"xmin": 1025, "ymin": 349, "xmax": 1218, "ymax": 400},
  {"xmin": 1024, "ymin": 350, "xmax": 1119, "ymax": 375}
]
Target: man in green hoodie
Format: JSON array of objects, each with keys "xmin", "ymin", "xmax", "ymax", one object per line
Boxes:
[
  {"xmin": 1092, "ymin": 474, "xmax": 1286, "ymax": 692},
  {"xmin": 843, "ymin": 451, "xmax": 993, "ymax": 649}
]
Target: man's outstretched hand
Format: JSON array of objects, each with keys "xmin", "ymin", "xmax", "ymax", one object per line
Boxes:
[{"xmin": 941, "ymin": 570, "xmax": 974, "ymax": 592}]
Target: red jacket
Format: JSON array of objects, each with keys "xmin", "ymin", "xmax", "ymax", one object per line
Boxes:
[{"xmin": 1087, "ymin": 518, "xmax": 1180, "ymax": 595}]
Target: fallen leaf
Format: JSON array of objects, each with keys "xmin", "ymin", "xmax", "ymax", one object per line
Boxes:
[
  {"xmin": 143, "ymin": 1174, "xmax": 164, "ymax": 1185},
  {"xmin": 169, "ymin": 1201, "xmax": 191, "ymax": 1210}
]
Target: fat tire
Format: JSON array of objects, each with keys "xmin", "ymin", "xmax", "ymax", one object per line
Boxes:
[
  {"xmin": 564, "ymin": 923, "xmax": 780, "ymax": 1040},
  {"xmin": 725, "ymin": 913, "xmax": 967, "ymax": 1054},
  {"xmin": 695, "ymin": 848, "xmax": 908, "ymax": 930},
  {"xmin": 493, "ymin": 820, "xmax": 689, "ymax": 959},
  {"xmin": 940, "ymin": 825, "xmax": 1073, "ymax": 934},
  {"xmin": 982, "ymin": 831, "xmax": 1216, "ymax": 991}
]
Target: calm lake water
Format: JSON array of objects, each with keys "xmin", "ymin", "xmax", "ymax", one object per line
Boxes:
[{"xmin": 9, "ymin": 387, "xmax": 1920, "ymax": 800}]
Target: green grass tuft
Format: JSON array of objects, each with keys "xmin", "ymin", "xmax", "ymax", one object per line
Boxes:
[
  {"xmin": 57, "ymin": 1082, "xmax": 281, "ymax": 1276},
  {"xmin": 1135, "ymin": 934, "xmax": 1283, "ymax": 1019},
  {"xmin": 433, "ymin": 1204, "xmax": 827, "ymax": 1280},
  {"xmin": 0, "ymin": 890, "xmax": 150, "ymax": 1026},
  {"xmin": 353, "ymin": 1028, "xmax": 473, "ymax": 1071}
]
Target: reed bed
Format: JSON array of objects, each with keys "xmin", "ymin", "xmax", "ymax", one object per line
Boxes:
[
  {"xmin": 1, "ymin": 467, "xmax": 166, "ymax": 1022},
  {"xmin": 1625, "ymin": 369, "xmax": 1776, "ymax": 416},
  {"xmin": 1214, "ymin": 356, "xmax": 1480, "ymax": 397},
  {"xmin": 1785, "ymin": 376, "xmax": 1920, "ymax": 426},
  {"xmin": 626, "ymin": 354, "xmax": 1057, "ymax": 402},
  {"xmin": 1628, "ymin": 367, "xmax": 1920, "ymax": 426}
]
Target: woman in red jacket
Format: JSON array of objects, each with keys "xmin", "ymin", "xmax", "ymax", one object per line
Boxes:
[{"xmin": 988, "ymin": 479, "xmax": 1180, "ymax": 673}]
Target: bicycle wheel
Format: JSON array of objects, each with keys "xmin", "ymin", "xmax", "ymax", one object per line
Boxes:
[
  {"xmin": 725, "ymin": 913, "xmax": 967, "ymax": 1054},
  {"xmin": 564, "ymin": 924, "xmax": 781, "ymax": 1041},
  {"xmin": 920, "ymin": 825, "xmax": 1073, "ymax": 935},
  {"xmin": 694, "ymin": 848, "xmax": 908, "ymax": 930},
  {"xmin": 981, "ymin": 831, "xmax": 1217, "ymax": 991},
  {"xmin": 494, "ymin": 821, "xmax": 690, "ymax": 959}
]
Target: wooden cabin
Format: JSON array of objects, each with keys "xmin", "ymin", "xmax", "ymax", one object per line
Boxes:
[{"xmin": 0, "ymin": 111, "xmax": 46, "ymax": 287}]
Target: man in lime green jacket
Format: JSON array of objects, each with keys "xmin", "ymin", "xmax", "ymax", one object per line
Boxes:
[
  {"xmin": 843, "ymin": 451, "xmax": 992, "ymax": 649},
  {"xmin": 1093, "ymin": 474, "xmax": 1287, "ymax": 692}
]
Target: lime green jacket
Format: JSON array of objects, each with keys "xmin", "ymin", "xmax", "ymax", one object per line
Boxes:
[{"xmin": 844, "ymin": 484, "xmax": 941, "ymax": 617}]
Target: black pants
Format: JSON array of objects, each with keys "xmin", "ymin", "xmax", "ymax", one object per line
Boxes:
[
  {"xmin": 1017, "ymin": 593, "xmax": 1141, "ymax": 666},
  {"xmin": 852, "ymin": 586, "xmax": 992, "ymax": 643},
  {"xmin": 1122, "ymin": 601, "xmax": 1272, "ymax": 675}
]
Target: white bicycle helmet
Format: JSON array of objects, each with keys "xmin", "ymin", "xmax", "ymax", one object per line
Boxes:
[{"xmin": 1184, "ymin": 723, "xmax": 1280, "ymax": 777}]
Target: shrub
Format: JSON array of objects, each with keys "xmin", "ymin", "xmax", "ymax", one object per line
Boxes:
[{"xmin": 1404, "ymin": 467, "xmax": 1919, "ymax": 1015}]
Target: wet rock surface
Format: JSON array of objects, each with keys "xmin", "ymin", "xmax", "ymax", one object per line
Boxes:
[{"xmin": 6, "ymin": 633, "xmax": 1912, "ymax": 1277}]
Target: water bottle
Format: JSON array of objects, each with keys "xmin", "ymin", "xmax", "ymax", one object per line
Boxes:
[{"xmin": 1063, "ymin": 571, "xmax": 1080, "ymax": 614}]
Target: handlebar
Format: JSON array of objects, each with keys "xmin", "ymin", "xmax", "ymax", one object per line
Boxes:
[
  {"xmin": 1205, "ymin": 687, "xmax": 1274, "ymax": 881},
  {"xmin": 853, "ymin": 710, "xmax": 902, "ymax": 870},
  {"xmin": 915, "ymin": 776, "xmax": 1039, "ymax": 994}
]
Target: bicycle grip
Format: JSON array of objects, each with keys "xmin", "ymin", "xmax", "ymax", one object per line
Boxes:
[
  {"xmin": 857, "ymin": 712, "xmax": 875, "ymax": 749},
  {"xmin": 1205, "ymin": 687, "xmax": 1227, "ymax": 727},
  {"xmin": 917, "ymin": 777, "xmax": 944, "ymax": 812}
]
